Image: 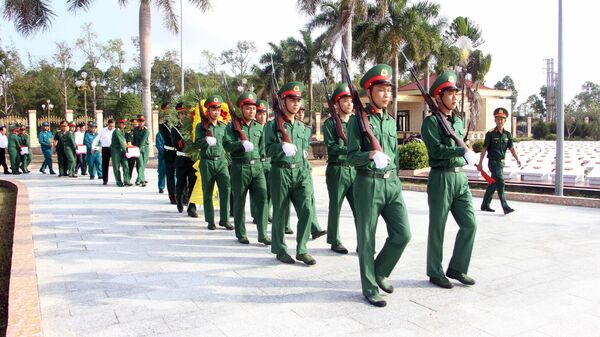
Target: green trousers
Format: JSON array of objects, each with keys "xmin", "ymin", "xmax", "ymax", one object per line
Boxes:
[
  {"xmin": 136, "ymin": 148, "xmax": 149, "ymax": 184},
  {"xmin": 199, "ymin": 159, "xmax": 230, "ymax": 225},
  {"xmin": 111, "ymin": 150, "xmax": 130, "ymax": 186},
  {"xmin": 65, "ymin": 149, "xmax": 76, "ymax": 177},
  {"xmin": 353, "ymin": 174, "xmax": 411, "ymax": 297},
  {"xmin": 231, "ymin": 162, "xmax": 268, "ymax": 241},
  {"xmin": 270, "ymin": 166, "xmax": 314, "ymax": 256},
  {"xmin": 426, "ymin": 170, "xmax": 477, "ymax": 278},
  {"xmin": 8, "ymin": 148, "xmax": 20, "ymax": 173},
  {"xmin": 481, "ymin": 160, "xmax": 509, "ymax": 210},
  {"xmin": 57, "ymin": 148, "xmax": 66, "ymax": 176},
  {"xmin": 20, "ymin": 153, "xmax": 31, "ymax": 172},
  {"xmin": 326, "ymin": 164, "xmax": 356, "ymax": 246},
  {"xmin": 251, "ymin": 164, "xmax": 271, "ymax": 221}
]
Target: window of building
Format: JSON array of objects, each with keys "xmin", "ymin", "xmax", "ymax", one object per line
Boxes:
[{"xmin": 397, "ymin": 110, "xmax": 409, "ymax": 131}]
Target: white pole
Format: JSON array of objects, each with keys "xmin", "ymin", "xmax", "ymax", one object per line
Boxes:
[
  {"xmin": 180, "ymin": 0, "xmax": 185, "ymax": 96},
  {"xmin": 555, "ymin": 0, "xmax": 564, "ymax": 196}
]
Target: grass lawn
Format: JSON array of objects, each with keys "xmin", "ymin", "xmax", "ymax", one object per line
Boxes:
[{"xmin": 0, "ymin": 186, "xmax": 16, "ymax": 336}]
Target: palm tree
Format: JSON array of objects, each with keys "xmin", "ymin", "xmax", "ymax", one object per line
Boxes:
[
  {"xmin": 299, "ymin": 0, "xmax": 388, "ymax": 73},
  {"xmin": 2, "ymin": 0, "xmax": 211, "ymax": 133},
  {"xmin": 353, "ymin": 0, "xmax": 443, "ymax": 119}
]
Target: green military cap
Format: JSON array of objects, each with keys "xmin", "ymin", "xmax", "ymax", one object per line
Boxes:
[
  {"xmin": 204, "ymin": 95, "xmax": 224, "ymax": 108},
  {"xmin": 68, "ymin": 121, "xmax": 76, "ymax": 127},
  {"xmin": 331, "ymin": 83, "xmax": 352, "ymax": 103},
  {"xmin": 89, "ymin": 122, "xmax": 98, "ymax": 128},
  {"xmin": 10, "ymin": 124, "xmax": 20, "ymax": 131},
  {"xmin": 41, "ymin": 122, "xmax": 49, "ymax": 127},
  {"xmin": 236, "ymin": 91, "xmax": 257, "ymax": 108},
  {"xmin": 359, "ymin": 64, "xmax": 392, "ymax": 90},
  {"xmin": 256, "ymin": 99, "xmax": 268, "ymax": 112},
  {"xmin": 493, "ymin": 107, "xmax": 509, "ymax": 118},
  {"xmin": 429, "ymin": 71, "xmax": 460, "ymax": 97},
  {"xmin": 278, "ymin": 82, "xmax": 304, "ymax": 99}
]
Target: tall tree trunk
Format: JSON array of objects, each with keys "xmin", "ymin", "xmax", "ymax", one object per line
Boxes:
[
  {"xmin": 342, "ymin": 15, "xmax": 352, "ymax": 74},
  {"xmin": 139, "ymin": 1, "xmax": 152, "ymax": 134},
  {"xmin": 63, "ymin": 79, "xmax": 68, "ymax": 114},
  {"xmin": 307, "ymin": 77, "xmax": 313, "ymax": 127},
  {"xmin": 391, "ymin": 54, "xmax": 398, "ymax": 123}
]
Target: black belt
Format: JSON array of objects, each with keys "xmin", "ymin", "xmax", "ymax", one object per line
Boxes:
[
  {"xmin": 431, "ymin": 166, "xmax": 463, "ymax": 173},
  {"xmin": 202, "ymin": 156, "xmax": 222, "ymax": 161},
  {"xmin": 272, "ymin": 161, "xmax": 304, "ymax": 169},
  {"xmin": 232, "ymin": 158, "xmax": 260, "ymax": 165},
  {"xmin": 260, "ymin": 157, "xmax": 270, "ymax": 163},
  {"xmin": 329, "ymin": 162, "xmax": 351, "ymax": 167},
  {"xmin": 356, "ymin": 170, "xmax": 396, "ymax": 179}
]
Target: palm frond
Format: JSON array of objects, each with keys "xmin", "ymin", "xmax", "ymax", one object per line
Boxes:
[
  {"xmin": 155, "ymin": 0, "xmax": 179, "ymax": 33},
  {"xmin": 66, "ymin": 0, "xmax": 95, "ymax": 13},
  {"xmin": 3, "ymin": 0, "xmax": 56, "ymax": 36},
  {"xmin": 188, "ymin": 0, "xmax": 211, "ymax": 12}
]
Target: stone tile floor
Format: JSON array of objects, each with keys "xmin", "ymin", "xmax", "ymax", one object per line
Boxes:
[{"xmin": 5, "ymin": 167, "xmax": 600, "ymax": 337}]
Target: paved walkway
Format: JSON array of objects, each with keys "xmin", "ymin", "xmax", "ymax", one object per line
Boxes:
[{"xmin": 5, "ymin": 167, "xmax": 600, "ymax": 337}]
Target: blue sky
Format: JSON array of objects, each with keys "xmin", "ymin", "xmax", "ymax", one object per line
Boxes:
[{"xmin": 0, "ymin": 0, "xmax": 596, "ymax": 105}]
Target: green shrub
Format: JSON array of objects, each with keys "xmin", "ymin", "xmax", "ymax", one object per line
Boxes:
[
  {"xmin": 532, "ymin": 120, "xmax": 549, "ymax": 139},
  {"xmin": 515, "ymin": 137, "xmax": 532, "ymax": 142},
  {"xmin": 472, "ymin": 140, "xmax": 485, "ymax": 153},
  {"xmin": 545, "ymin": 133, "xmax": 557, "ymax": 140},
  {"xmin": 113, "ymin": 93, "xmax": 143, "ymax": 121},
  {"xmin": 398, "ymin": 141, "xmax": 428, "ymax": 170}
]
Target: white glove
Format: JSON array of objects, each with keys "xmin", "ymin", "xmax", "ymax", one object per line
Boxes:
[
  {"xmin": 206, "ymin": 136, "xmax": 217, "ymax": 146},
  {"xmin": 242, "ymin": 140, "xmax": 254, "ymax": 152},
  {"xmin": 373, "ymin": 151, "xmax": 390, "ymax": 169},
  {"xmin": 464, "ymin": 150, "xmax": 478, "ymax": 166},
  {"xmin": 282, "ymin": 142, "xmax": 297, "ymax": 157},
  {"xmin": 304, "ymin": 150, "xmax": 308, "ymax": 159}
]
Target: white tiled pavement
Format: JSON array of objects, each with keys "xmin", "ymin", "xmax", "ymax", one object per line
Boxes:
[{"xmin": 6, "ymin": 166, "xmax": 600, "ymax": 337}]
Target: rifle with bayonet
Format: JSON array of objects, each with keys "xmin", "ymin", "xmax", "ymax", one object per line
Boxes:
[
  {"xmin": 197, "ymin": 94, "xmax": 212, "ymax": 138},
  {"xmin": 221, "ymin": 72, "xmax": 248, "ymax": 141},
  {"xmin": 398, "ymin": 45, "xmax": 494, "ymax": 184},
  {"xmin": 339, "ymin": 47, "xmax": 382, "ymax": 152},
  {"xmin": 269, "ymin": 55, "xmax": 292, "ymax": 144},
  {"xmin": 318, "ymin": 58, "xmax": 347, "ymax": 145}
]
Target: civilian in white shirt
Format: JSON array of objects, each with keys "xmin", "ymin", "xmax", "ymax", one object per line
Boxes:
[
  {"xmin": 0, "ymin": 126, "xmax": 9, "ymax": 174},
  {"xmin": 92, "ymin": 119, "xmax": 115, "ymax": 185},
  {"xmin": 75, "ymin": 122, "xmax": 87, "ymax": 176}
]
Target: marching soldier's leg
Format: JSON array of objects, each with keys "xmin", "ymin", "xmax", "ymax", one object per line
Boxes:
[
  {"xmin": 375, "ymin": 178, "xmax": 411, "ymax": 278},
  {"xmin": 495, "ymin": 162, "xmax": 510, "ymax": 211},
  {"xmin": 66, "ymin": 151, "xmax": 76, "ymax": 176},
  {"xmin": 326, "ymin": 165, "xmax": 345, "ymax": 247},
  {"xmin": 122, "ymin": 156, "xmax": 131, "ymax": 185},
  {"xmin": 481, "ymin": 161, "xmax": 498, "ymax": 210},
  {"xmin": 166, "ymin": 160, "xmax": 176, "ymax": 201},
  {"xmin": 448, "ymin": 174, "xmax": 477, "ymax": 278},
  {"xmin": 249, "ymin": 168, "xmax": 269, "ymax": 243},
  {"xmin": 175, "ymin": 165, "xmax": 186, "ymax": 212},
  {"xmin": 354, "ymin": 176, "xmax": 384, "ymax": 297},
  {"xmin": 139, "ymin": 150, "xmax": 148, "ymax": 184},
  {"xmin": 200, "ymin": 161, "xmax": 217, "ymax": 228},
  {"xmin": 290, "ymin": 169, "xmax": 316, "ymax": 265},
  {"xmin": 112, "ymin": 152, "xmax": 123, "ymax": 186},
  {"xmin": 270, "ymin": 168, "xmax": 291, "ymax": 258},
  {"xmin": 426, "ymin": 170, "xmax": 452, "ymax": 279},
  {"xmin": 186, "ymin": 164, "xmax": 198, "ymax": 217},
  {"xmin": 216, "ymin": 161, "xmax": 232, "ymax": 228},
  {"xmin": 231, "ymin": 165, "xmax": 249, "ymax": 240}
]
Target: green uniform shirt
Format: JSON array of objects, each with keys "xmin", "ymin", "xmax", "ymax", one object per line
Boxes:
[
  {"xmin": 111, "ymin": 128, "xmax": 127, "ymax": 152},
  {"xmin": 125, "ymin": 130, "xmax": 134, "ymax": 144},
  {"xmin": 20, "ymin": 134, "xmax": 30, "ymax": 148},
  {"xmin": 8, "ymin": 133, "xmax": 21, "ymax": 151},
  {"xmin": 265, "ymin": 118, "xmax": 309, "ymax": 165},
  {"xmin": 322, "ymin": 117, "xmax": 349, "ymax": 164},
  {"xmin": 223, "ymin": 120, "xmax": 265, "ymax": 161},
  {"xmin": 133, "ymin": 127, "xmax": 150, "ymax": 150},
  {"xmin": 483, "ymin": 128, "xmax": 513, "ymax": 161},
  {"xmin": 54, "ymin": 131, "xmax": 65, "ymax": 150},
  {"xmin": 64, "ymin": 131, "xmax": 76, "ymax": 151},
  {"xmin": 195, "ymin": 121, "xmax": 227, "ymax": 158},
  {"xmin": 347, "ymin": 105, "xmax": 398, "ymax": 172},
  {"xmin": 421, "ymin": 113, "xmax": 466, "ymax": 169}
]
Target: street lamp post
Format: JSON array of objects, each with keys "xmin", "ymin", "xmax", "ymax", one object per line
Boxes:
[
  {"xmin": 41, "ymin": 99, "xmax": 54, "ymax": 120},
  {"xmin": 90, "ymin": 79, "xmax": 97, "ymax": 119},
  {"xmin": 75, "ymin": 71, "xmax": 88, "ymax": 119}
]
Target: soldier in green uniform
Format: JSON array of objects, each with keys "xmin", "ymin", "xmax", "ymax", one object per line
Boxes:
[
  {"xmin": 64, "ymin": 122, "xmax": 78, "ymax": 177},
  {"xmin": 133, "ymin": 115, "xmax": 150, "ymax": 187},
  {"xmin": 250, "ymin": 100, "xmax": 272, "ymax": 224},
  {"xmin": 126, "ymin": 118, "xmax": 139, "ymax": 181},
  {"xmin": 265, "ymin": 81, "xmax": 317, "ymax": 266},
  {"xmin": 7, "ymin": 125, "xmax": 21, "ymax": 174},
  {"xmin": 195, "ymin": 96, "xmax": 232, "ymax": 228},
  {"xmin": 421, "ymin": 71, "xmax": 477, "ymax": 289},
  {"xmin": 223, "ymin": 91, "xmax": 271, "ymax": 245},
  {"xmin": 323, "ymin": 84, "xmax": 357, "ymax": 254},
  {"xmin": 111, "ymin": 119, "xmax": 131, "ymax": 187},
  {"xmin": 38, "ymin": 121, "xmax": 56, "ymax": 174},
  {"xmin": 172, "ymin": 102, "xmax": 199, "ymax": 218},
  {"xmin": 478, "ymin": 107, "xmax": 521, "ymax": 214},
  {"xmin": 54, "ymin": 121, "xmax": 68, "ymax": 177},
  {"xmin": 347, "ymin": 64, "xmax": 411, "ymax": 307},
  {"xmin": 19, "ymin": 126, "xmax": 32, "ymax": 173}
]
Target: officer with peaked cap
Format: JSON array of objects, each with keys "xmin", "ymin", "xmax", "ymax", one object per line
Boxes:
[
  {"xmin": 64, "ymin": 122, "xmax": 78, "ymax": 177},
  {"xmin": 133, "ymin": 115, "xmax": 150, "ymax": 187},
  {"xmin": 478, "ymin": 107, "xmax": 521, "ymax": 214},
  {"xmin": 7, "ymin": 125, "xmax": 22, "ymax": 174},
  {"xmin": 421, "ymin": 71, "xmax": 477, "ymax": 289},
  {"xmin": 347, "ymin": 64, "xmax": 411, "ymax": 307},
  {"xmin": 111, "ymin": 118, "xmax": 131, "ymax": 186}
]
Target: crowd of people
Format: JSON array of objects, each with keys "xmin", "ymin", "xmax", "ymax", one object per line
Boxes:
[{"xmin": 0, "ymin": 65, "xmax": 524, "ymax": 307}]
